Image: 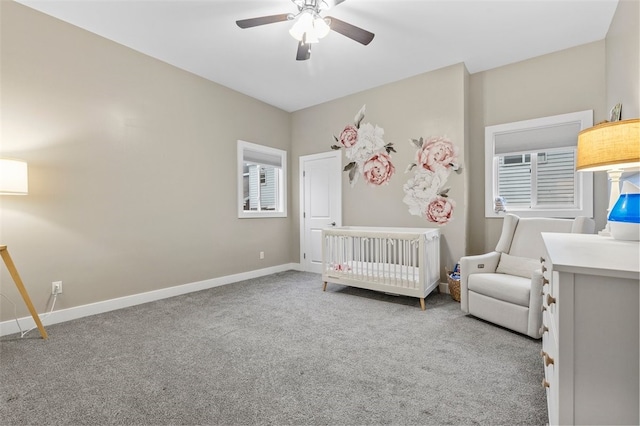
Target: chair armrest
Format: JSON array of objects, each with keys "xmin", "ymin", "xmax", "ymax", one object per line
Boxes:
[
  {"xmin": 459, "ymin": 251, "xmax": 501, "ymax": 312},
  {"xmin": 460, "ymin": 252, "xmax": 501, "ymax": 276}
]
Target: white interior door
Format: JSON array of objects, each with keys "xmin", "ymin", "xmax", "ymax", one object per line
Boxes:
[{"xmin": 300, "ymin": 151, "xmax": 342, "ymax": 273}]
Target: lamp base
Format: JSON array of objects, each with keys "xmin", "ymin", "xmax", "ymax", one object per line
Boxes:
[{"xmin": 609, "ymin": 221, "xmax": 640, "ymax": 241}]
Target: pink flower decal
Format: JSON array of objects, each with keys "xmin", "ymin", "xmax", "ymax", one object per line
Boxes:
[
  {"xmin": 403, "ymin": 135, "xmax": 462, "ymax": 225},
  {"xmin": 331, "ymin": 105, "xmax": 396, "ymax": 186},
  {"xmin": 339, "ymin": 125, "xmax": 359, "ymax": 148},
  {"xmin": 416, "ymin": 136, "xmax": 459, "ymax": 172},
  {"xmin": 425, "ymin": 196, "xmax": 455, "ymax": 225},
  {"xmin": 363, "ymin": 153, "xmax": 395, "ymax": 186}
]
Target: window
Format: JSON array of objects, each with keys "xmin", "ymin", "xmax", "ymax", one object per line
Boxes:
[
  {"xmin": 485, "ymin": 110, "xmax": 593, "ymax": 218},
  {"xmin": 497, "ymin": 149, "xmax": 575, "ymax": 208},
  {"xmin": 237, "ymin": 140, "xmax": 287, "ymax": 218},
  {"xmin": 503, "ymin": 154, "xmax": 531, "ymax": 165}
]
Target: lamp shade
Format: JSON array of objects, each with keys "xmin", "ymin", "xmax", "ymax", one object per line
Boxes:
[
  {"xmin": 289, "ymin": 11, "xmax": 313, "ymax": 41},
  {"xmin": 314, "ymin": 17, "xmax": 330, "ymax": 39},
  {"xmin": 576, "ymin": 118, "xmax": 640, "ymax": 171},
  {"xmin": 0, "ymin": 159, "xmax": 29, "ymax": 195}
]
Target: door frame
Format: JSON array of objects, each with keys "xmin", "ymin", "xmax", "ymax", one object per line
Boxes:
[{"xmin": 299, "ymin": 150, "xmax": 342, "ymax": 272}]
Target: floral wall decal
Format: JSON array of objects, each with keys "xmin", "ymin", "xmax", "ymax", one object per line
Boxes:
[
  {"xmin": 403, "ymin": 136, "xmax": 462, "ymax": 225},
  {"xmin": 331, "ymin": 105, "xmax": 396, "ymax": 186}
]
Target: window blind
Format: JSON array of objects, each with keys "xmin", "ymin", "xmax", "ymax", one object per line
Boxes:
[
  {"xmin": 243, "ymin": 149, "xmax": 282, "ymax": 168},
  {"xmin": 494, "ymin": 122, "xmax": 582, "ymax": 155}
]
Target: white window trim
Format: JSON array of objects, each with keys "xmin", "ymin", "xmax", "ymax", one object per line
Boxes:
[
  {"xmin": 237, "ymin": 140, "xmax": 287, "ymax": 219},
  {"xmin": 485, "ymin": 110, "xmax": 594, "ymax": 218}
]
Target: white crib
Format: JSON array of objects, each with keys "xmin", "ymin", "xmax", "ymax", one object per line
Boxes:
[{"xmin": 322, "ymin": 227, "xmax": 440, "ymax": 310}]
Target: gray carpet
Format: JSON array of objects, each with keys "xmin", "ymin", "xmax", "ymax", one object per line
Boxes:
[{"xmin": 0, "ymin": 271, "xmax": 547, "ymax": 425}]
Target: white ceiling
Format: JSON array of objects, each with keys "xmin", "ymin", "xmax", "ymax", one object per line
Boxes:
[{"xmin": 16, "ymin": 0, "xmax": 619, "ymax": 112}]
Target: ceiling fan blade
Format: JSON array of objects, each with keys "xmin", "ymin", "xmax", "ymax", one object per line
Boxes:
[
  {"xmin": 236, "ymin": 14, "xmax": 290, "ymax": 29},
  {"xmin": 296, "ymin": 40, "xmax": 311, "ymax": 61},
  {"xmin": 326, "ymin": 16, "xmax": 374, "ymax": 45}
]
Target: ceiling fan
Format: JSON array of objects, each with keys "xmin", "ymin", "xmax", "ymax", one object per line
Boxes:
[{"xmin": 236, "ymin": 0, "xmax": 375, "ymax": 61}]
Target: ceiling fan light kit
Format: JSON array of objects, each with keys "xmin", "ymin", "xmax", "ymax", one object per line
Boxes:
[
  {"xmin": 236, "ymin": 0, "xmax": 374, "ymax": 61},
  {"xmin": 288, "ymin": 11, "xmax": 330, "ymax": 42}
]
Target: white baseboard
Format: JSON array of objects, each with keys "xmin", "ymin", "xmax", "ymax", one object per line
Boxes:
[
  {"xmin": 438, "ymin": 282, "xmax": 450, "ymax": 294},
  {"xmin": 0, "ymin": 263, "xmax": 302, "ymax": 338}
]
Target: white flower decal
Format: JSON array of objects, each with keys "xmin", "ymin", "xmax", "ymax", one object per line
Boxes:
[
  {"xmin": 403, "ymin": 136, "xmax": 462, "ymax": 225},
  {"xmin": 331, "ymin": 105, "xmax": 396, "ymax": 186}
]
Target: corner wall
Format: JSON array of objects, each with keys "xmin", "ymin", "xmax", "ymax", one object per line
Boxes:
[
  {"xmin": 0, "ymin": 1, "xmax": 292, "ymax": 322},
  {"xmin": 468, "ymin": 42, "xmax": 608, "ymax": 253},
  {"xmin": 606, "ymin": 0, "xmax": 640, "ymax": 120},
  {"xmin": 291, "ymin": 64, "xmax": 468, "ymax": 275}
]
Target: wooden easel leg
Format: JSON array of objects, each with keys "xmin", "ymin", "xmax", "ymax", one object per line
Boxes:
[
  {"xmin": 419, "ymin": 298, "xmax": 426, "ymax": 311},
  {"xmin": 0, "ymin": 247, "xmax": 48, "ymax": 339},
  {"xmin": 322, "ymin": 282, "xmax": 327, "ymax": 291}
]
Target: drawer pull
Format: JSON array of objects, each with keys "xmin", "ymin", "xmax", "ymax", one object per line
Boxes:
[
  {"xmin": 541, "ymin": 350, "xmax": 555, "ymax": 367},
  {"xmin": 541, "ymin": 265, "xmax": 547, "ymax": 273},
  {"xmin": 540, "ymin": 325, "xmax": 549, "ymax": 335},
  {"xmin": 542, "ymin": 378, "xmax": 550, "ymax": 388},
  {"xmin": 543, "ymin": 277, "xmax": 549, "ymax": 286},
  {"xmin": 547, "ymin": 294, "xmax": 556, "ymax": 306},
  {"xmin": 540, "ymin": 257, "xmax": 545, "ymax": 264},
  {"xmin": 541, "ymin": 305, "xmax": 547, "ymax": 312}
]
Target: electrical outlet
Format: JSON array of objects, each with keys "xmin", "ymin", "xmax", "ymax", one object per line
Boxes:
[
  {"xmin": 259, "ymin": 251, "xmax": 265, "ymax": 259},
  {"xmin": 51, "ymin": 281, "xmax": 62, "ymax": 295}
]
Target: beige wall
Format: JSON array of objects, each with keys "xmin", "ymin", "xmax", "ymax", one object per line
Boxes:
[
  {"xmin": 291, "ymin": 64, "xmax": 468, "ymax": 275},
  {"xmin": 467, "ymin": 0, "xmax": 639, "ymax": 254},
  {"xmin": 606, "ymin": 0, "xmax": 640, "ymax": 120},
  {"xmin": 0, "ymin": 1, "xmax": 292, "ymax": 321},
  {"xmin": 467, "ymin": 42, "xmax": 608, "ymax": 254}
]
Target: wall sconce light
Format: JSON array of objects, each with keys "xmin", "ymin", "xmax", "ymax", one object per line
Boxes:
[
  {"xmin": 576, "ymin": 118, "xmax": 640, "ymax": 239},
  {"xmin": 0, "ymin": 158, "xmax": 29, "ymax": 195}
]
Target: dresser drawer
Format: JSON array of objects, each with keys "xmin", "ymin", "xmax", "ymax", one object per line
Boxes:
[
  {"xmin": 541, "ymin": 257, "xmax": 558, "ymax": 338},
  {"xmin": 549, "ymin": 271, "xmax": 559, "ymax": 333},
  {"xmin": 541, "ymin": 308, "xmax": 557, "ymax": 375},
  {"xmin": 540, "ymin": 252, "xmax": 558, "ymax": 425},
  {"xmin": 541, "ymin": 256, "xmax": 552, "ymax": 295},
  {"xmin": 542, "ymin": 302, "xmax": 559, "ymax": 425}
]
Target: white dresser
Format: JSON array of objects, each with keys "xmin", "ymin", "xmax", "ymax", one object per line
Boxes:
[{"xmin": 541, "ymin": 233, "xmax": 639, "ymax": 425}]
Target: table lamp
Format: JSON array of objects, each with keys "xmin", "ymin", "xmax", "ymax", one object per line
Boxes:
[{"xmin": 576, "ymin": 118, "xmax": 640, "ymax": 238}]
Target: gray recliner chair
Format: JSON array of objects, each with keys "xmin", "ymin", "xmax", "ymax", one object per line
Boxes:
[{"xmin": 460, "ymin": 214, "xmax": 595, "ymax": 339}]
